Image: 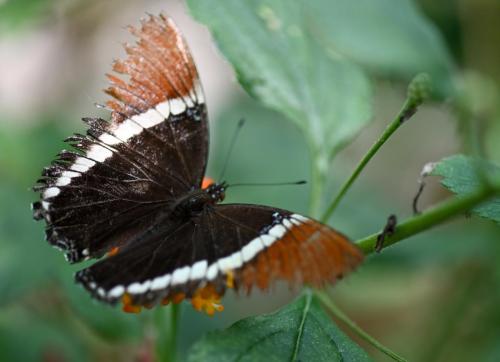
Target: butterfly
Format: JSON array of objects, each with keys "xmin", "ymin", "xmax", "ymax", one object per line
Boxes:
[{"xmin": 32, "ymin": 14, "xmax": 363, "ymax": 314}]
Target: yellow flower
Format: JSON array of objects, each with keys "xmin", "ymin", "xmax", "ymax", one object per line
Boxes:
[{"xmin": 191, "ymin": 284, "xmax": 224, "ymax": 316}]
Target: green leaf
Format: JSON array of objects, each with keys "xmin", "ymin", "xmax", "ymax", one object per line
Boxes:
[
  {"xmin": 309, "ymin": 0, "xmax": 455, "ymax": 98},
  {"xmin": 187, "ymin": 292, "xmax": 371, "ymax": 362},
  {"xmin": 431, "ymin": 154, "xmax": 500, "ymax": 224},
  {"xmin": 187, "ymin": 0, "xmax": 372, "ymax": 161}
]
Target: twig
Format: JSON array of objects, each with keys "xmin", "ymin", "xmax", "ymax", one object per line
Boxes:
[
  {"xmin": 355, "ymin": 183, "xmax": 499, "ymax": 254},
  {"xmin": 322, "ymin": 73, "xmax": 431, "ymax": 222}
]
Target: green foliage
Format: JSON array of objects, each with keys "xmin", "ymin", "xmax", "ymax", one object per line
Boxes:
[
  {"xmin": 431, "ymin": 154, "xmax": 500, "ymax": 223},
  {"xmin": 188, "ymin": 0, "xmax": 373, "ymax": 164},
  {"xmin": 1, "ymin": 0, "xmax": 498, "ymax": 360},
  {"xmin": 187, "ymin": 0, "xmax": 455, "ymax": 216},
  {"xmin": 307, "ymin": 0, "xmax": 455, "ymax": 97},
  {"xmin": 188, "ymin": 291, "xmax": 371, "ymax": 362}
]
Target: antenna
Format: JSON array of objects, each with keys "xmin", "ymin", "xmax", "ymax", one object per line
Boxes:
[
  {"xmin": 218, "ymin": 118, "xmax": 246, "ymax": 180},
  {"xmin": 227, "ymin": 180, "xmax": 307, "ymax": 188}
]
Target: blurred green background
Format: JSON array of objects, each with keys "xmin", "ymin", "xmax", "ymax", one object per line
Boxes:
[{"xmin": 1, "ymin": 0, "xmax": 500, "ymax": 361}]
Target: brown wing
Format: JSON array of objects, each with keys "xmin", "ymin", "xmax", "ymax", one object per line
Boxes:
[
  {"xmin": 32, "ymin": 14, "xmax": 208, "ymax": 263},
  {"xmin": 74, "ymin": 204, "xmax": 363, "ymax": 312}
]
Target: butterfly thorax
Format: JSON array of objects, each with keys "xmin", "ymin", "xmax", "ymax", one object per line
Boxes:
[{"xmin": 171, "ymin": 183, "xmax": 226, "ymax": 219}]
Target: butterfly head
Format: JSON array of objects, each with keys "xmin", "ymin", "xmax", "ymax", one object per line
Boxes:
[{"xmin": 205, "ymin": 182, "xmax": 227, "ymax": 203}]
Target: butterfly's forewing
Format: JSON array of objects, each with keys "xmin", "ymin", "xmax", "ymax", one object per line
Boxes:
[
  {"xmin": 32, "ymin": 14, "xmax": 208, "ymax": 263},
  {"xmin": 75, "ymin": 204, "xmax": 363, "ymax": 306}
]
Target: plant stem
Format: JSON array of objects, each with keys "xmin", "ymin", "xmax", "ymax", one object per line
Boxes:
[
  {"xmin": 321, "ymin": 73, "xmax": 431, "ymax": 222},
  {"xmin": 315, "ymin": 290, "xmax": 408, "ymax": 362},
  {"xmin": 321, "ymin": 100, "xmax": 415, "ymax": 222},
  {"xmin": 169, "ymin": 304, "xmax": 180, "ymax": 361},
  {"xmin": 155, "ymin": 304, "xmax": 180, "ymax": 362},
  {"xmin": 355, "ymin": 184, "xmax": 498, "ymax": 254}
]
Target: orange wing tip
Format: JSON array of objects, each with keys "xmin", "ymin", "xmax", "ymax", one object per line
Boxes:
[
  {"xmin": 201, "ymin": 177, "xmax": 215, "ymax": 190},
  {"xmin": 191, "ymin": 284, "xmax": 224, "ymax": 317}
]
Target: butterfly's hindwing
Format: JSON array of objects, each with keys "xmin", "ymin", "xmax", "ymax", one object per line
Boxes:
[{"xmin": 75, "ymin": 204, "xmax": 363, "ymax": 306}]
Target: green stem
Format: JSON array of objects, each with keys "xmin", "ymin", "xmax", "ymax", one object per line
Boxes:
[
  {"xmin": 321, "ymin": 73, "xmax": 431, "ymax": 222},
  {"xmin": 355, "ymin": 184, "xmax": 498, "ymax": 254},
  {"xmin": 321, "ymin": 99, "xmax": 415, "ymax": 222},
  {"xmin": 155, "ymin": 304, "xmax": 180, "ymax": 362},
  {"xmin": 315, "ymin": 290, "xmax": 408, "ymax": 362},
  {"xmin": 169, "ymin": 304, "xmax": 180, "ymax": 361}
]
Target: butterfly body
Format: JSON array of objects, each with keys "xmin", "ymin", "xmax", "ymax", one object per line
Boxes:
[
  {"xmin": 32, "ymin": 14, "xmax": 363, "ymax": 313},
  {"xmin": 171, "ymin": 182, "xmax": 226, "ymax": 220}
]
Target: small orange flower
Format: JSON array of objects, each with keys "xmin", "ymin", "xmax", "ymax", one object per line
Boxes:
[
  {"xmin": 226, "ymin": 270, "xmax": 235, "ymax": 289},
  {"xmin": 122, "ymin": 293, "xmax": 142, "ymax": 314},
  {"xmin": 191, "ymin": 284, "xmax": 224, "ymax": 316}
]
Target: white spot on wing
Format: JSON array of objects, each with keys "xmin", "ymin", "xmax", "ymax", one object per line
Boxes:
[
  {"xmin": 99, "ymin": 133, "xmax": 119, "ymax": 146},
  {"xmin": 169, "ymin": 98, "xmax": 186, "ymax": 115},
  {"xmin": 151, "ymin": 274, "xmax": 171, "ymax": 291},
  {"xmin": 228, "ymin": 251, "xmax": 243, "ymax": 269},
  {"xmin": 194, "ymin": 81, "xmax": 205, "ymax": 104},
  {"xmin": 77, "ymin": 157, "xmax": 96, "ymax": 167},
  {"xmin": 55, "ymin": 176, "xmax": 71, "ymax": 186},
  {"xmin": 291, "ymin": 214, "xmax": 309, "ymax": 223},
  {"xmin": 70, "ymin": 164, "xmax": 88, "ymax": 173},
  {"xmin": 155, "ymin": 101, "xmax": 170, "ymax": 119},
  {"xmin": 241, "ymin": 238, "xmax": 263, "ymax": 262},
  {"xmin": 62, "ymin": 171, "xmax": 80, "ymax": 178},
  {"xmin": 183, "ymin": 96, "xmax": 194, "ymax": 108},
  {"xmin": 87, "ymin": 144, "xmax": 113, "ymax": 162},
  {"xmin": 282, "ymin": 218, "xmax": 294, "ymax": 229},
  {"xmin": 44, "ymin": 187, "xmax": 60, "ymax": 199},
  {"xmin": 114, "ymin": 119, "xmax": 143, "ymax": 140},
  {"xmin": 218, "ymin": 255, "xmax": 235, "ymax": 271},
  {"xmin": 190, "ymin": 260, "xmax": 208, "ymax": 280},
  {"xmin": 171, "ymin": 266, "xmax": 190, "ymax": 285},
  {"xmin": 133, "ymin": 108, "xmax": 165, "ymax": 128},
  {"xmin": 108, "ymin": 285, "xmax": 125, "ymax": 298},
  {"xmin": 268, "ymin": 224, "xmax": 287, "ymax": 239},
  {"xmin": 128, "ymin": 280, "xmax": 151, "ymax": 294},
  {"xmin": 206, "ymin": 263, "xmax": 218, "ymax": 280},
  {"xmin": 260, "ymin": 234, "xmax": 276, "ymax": 247}
]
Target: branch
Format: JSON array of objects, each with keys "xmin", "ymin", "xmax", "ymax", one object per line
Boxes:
[
  {"xmin": 322, "ymin": 74, "xmax": 431, "ymax": 222},
  {"xmin": 355, "ymin": 184, "xmax": 499, "ymax": 254}
]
